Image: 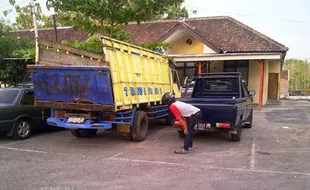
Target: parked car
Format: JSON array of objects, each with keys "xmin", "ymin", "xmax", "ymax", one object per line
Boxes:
[
  {"xmin": 0, "ymin": 88, "xmax": 50, "ymax": 140},
  {"xmin": 289, "ymin": 90, "xmax": 305, "ymax": 96},
  {"xmin": 177, "ymin": 72, "xmax": 255, "ymax": 142}
]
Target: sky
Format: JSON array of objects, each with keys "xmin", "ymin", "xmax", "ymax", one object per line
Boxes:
[{"xmin": 0, "ymin": 0, "xmax": 309, "ymax": 60}]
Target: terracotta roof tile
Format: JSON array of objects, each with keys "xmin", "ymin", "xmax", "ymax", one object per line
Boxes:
[
  {"xmin": 11, "ymin": 27, "xmax": 89, "ymax": 42},
  {"xmin": 121, "ymin": 21, "xmax": 178, "ymax": 43},
  {"xmin": 11, "ymin": 16, "xmax": 288, "ymax": 53},
  {"xmin": 122, "ymin": 16, "xmax": 288, "ymax": 53}
]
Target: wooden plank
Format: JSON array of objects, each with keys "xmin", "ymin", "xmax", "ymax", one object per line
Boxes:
[
  {"xmin": 38, "ymin": 40, "xmax": 104, "ymax": 60},
  {"xmin": 39, "ymin": 49, "xmax": 105, "ymax": 66},
  {"xmin": 35, "ymin": 100, "xmax": 114, "ymax": 112}
]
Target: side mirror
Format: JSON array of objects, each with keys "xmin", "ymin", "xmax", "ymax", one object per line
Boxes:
[{"xmin": 249, "ymin": 90, "xmax": 256, "ymax": 96}]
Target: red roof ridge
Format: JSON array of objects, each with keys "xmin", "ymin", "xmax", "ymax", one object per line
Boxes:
[{"xmin": 225, "ymin": 16, "xmax": 289, "ymax": 51}]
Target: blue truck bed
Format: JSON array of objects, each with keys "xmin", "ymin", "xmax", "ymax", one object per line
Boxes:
[{"xmin": 29, "ymin": 66, "xmax": 114, "ymax": 105}]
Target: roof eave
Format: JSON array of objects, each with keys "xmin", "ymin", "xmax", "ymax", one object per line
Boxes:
[{"xmin": 169, "ymin": 52, "xmax": 283, "ymax": 62}]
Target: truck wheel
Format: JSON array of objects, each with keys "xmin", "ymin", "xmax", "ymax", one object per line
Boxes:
[
  {"xmin": 164, "ymin": 117, "xmax": 174, "ymax": 126},
  {"xmin": 70, "ymin": 129, "xmax": 82, "ymax": 138},
  {"xmin": 178, "ymin": 130, "xmax": 185, "ymax": 139},
  {"xmin": 79, "ymin": 129, "xmax": 98, "ymax": 138},
  {"xmin": 231, "ymin": 125, "xmax": 242, "ymax": 142},
  {"xmin": 12, "ymin": 119, "xmax": 33, "ymax": 140},
  {"xmin": 244, "ymin": 109, "xmax": 253, "ymax": 128},
  {"xmin": 131, "ymin": 111, "xmax": 148, "ymax": 142}
]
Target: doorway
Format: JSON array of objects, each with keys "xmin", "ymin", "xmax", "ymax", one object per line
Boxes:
[{"xmin": 268, "ymin": 73, "xmax": 279, "ymax": 99}]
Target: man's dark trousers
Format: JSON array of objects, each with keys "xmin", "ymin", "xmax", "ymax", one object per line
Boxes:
[{"xmin": 183, "ymin": 115, "xmax": 196, "ymax": 151}]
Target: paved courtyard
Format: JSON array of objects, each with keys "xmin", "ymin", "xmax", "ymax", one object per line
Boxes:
[{"xmin": 0, "ymin": 100, "xmax": 309, "ymax": 190}]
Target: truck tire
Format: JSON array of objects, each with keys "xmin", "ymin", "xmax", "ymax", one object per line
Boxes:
[
  {"xmin": 244, "ymin": 109, "xmax": 253, "ymax": 128},
  {"xmin": 178, "ymin": 130, "xmax": 185, "ymax": 139},
  {"xmin": 231, "ymin": 125, "xmax": 242, "ymax": 142},
  {"xmin": 12, "ymin": 118, "xmax": 33, "ymax": 140},
  {"xmin": 79, "ymin": 129, "xmax": 98, "ymax": 138},
  {"xmin": 70, "ymin": 129, "xmax": 82, "ymax": 138},
  {"xmin": 131, "ymin": 111, "xmax": 148, "ymax": 142},
  {"xmin": 164, "ymin": 117, "xmax": 174, "ymax": 126}
]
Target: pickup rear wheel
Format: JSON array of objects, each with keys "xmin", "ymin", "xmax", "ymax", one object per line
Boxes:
[
  {"xmin": 244, "ymin": 109, "xmax": 253, "ymax": 128},
  {"xmin": 79, "ymin": 129, "xmax": 98, "ymax": 138},
  {"xmin": 231, "ymin": 125, "xmax": 242, "ymax": 142},
  {"xmin": 131, "ymin": 111, "xmax": 148, "ymax": 142}
]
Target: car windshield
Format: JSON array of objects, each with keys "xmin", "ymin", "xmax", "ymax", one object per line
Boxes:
[{"xmin": 0, "ymin": 89, "xmax": 19, "ymax": 104}]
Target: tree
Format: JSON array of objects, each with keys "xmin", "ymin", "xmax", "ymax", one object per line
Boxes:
[
  {"xmin": 0, "ymin": 19, "xmax": 35, "ymax": 87},
  {"xmin": 162, "ymin": 4, "xmax": 197, "ymax": 20},
  {"xmin": 284, "ymin": 59, "xmax": 310, "ymax": 92},
  {"xmin": 4, "ymin": 1, "xmax": 44, "ymax": 29},
  {"xmin": 163, "ymin": 4, "xmax": 189, "ymax": 20},
  {"xmin": 3, "ymin": 1, "xmax": 74, "ymax": 29},
  {"xmin": 50, "ymin": 0, "xmax": 185, "ymax": 35}
]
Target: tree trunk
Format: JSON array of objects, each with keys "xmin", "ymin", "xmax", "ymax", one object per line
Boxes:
[
  {"xmin": 110, "ymin": 25, "xmax": 114, "ymax": 38},
  {"xmin": 100, "ymin": 19, "xmax": 105, "ymax": 36}
]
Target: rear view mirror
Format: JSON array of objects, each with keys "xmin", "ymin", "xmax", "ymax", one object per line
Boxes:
[{"xmin": 249, "ymin": 90, "xmax": 256, "ymax": 96}]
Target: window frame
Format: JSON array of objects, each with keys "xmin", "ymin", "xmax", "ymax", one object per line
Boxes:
[
  {"xmin": 224, "ymin": 60, "xmax": 249, "ymax": 85},
  {"xmin": 20, "ymin": 90, "xmax": 35, "ymax": 106},
  {"xmin": 241, "ymin": 80, "xmax": 250, "ymax": 98}
]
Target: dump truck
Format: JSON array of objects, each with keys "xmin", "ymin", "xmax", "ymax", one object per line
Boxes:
[{"xmin": 27, "ymin": 36, "xmax": 181, "ymax": 141}]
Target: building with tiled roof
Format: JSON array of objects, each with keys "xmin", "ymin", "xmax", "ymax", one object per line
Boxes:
[{"xmin": 122, "ymin": 16, "xmax": 288, "ymax": 107}]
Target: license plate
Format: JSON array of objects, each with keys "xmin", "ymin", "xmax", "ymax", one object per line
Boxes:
[
  {"xmin": 198, "ymin": 123, "xmax": 206, "ymax": 130},
  {"xmin": 196, "ymin": 123, "xmax": 211, "ymax": 130},
  {"xmin": 68, "ymin": 117, "xmax": 85, "ymax": 123}
]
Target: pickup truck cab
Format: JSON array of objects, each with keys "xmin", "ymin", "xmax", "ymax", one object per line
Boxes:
[{"xmin": 178, "ymin": 72, "xmax": 255, "ymax": 142}]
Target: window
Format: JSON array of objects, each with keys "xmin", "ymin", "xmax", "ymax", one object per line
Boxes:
[
  {"xmin": 204, "ymin": 79, "xmax": 233, "ymax": 92},
  {"xmin": 224, "ymin": 60, "xmax": 249, "ymax": 84},
  {"xmin": 192, "ymin": 78, "xmax": 240, "ymax": 98},
  {"xmin": 0, "ymin": 89, "xmax": 19, "ymax": 104},
  {"xmin": 21, "ymin": 91, "xmax": 34, "ymax": 105}
]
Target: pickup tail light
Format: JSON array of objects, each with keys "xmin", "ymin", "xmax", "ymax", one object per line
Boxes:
[{"xmin": 216, "ymin": 123, "xmax": 231, "ymax": 128}]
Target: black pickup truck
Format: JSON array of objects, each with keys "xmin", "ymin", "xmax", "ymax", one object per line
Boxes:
[{"xmin": 179, "ymin": 72, "xmax": 255, "ymax": 142}]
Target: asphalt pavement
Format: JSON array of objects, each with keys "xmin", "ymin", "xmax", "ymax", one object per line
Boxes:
[{"xmin": 0, "ymin": 100, "xmax": 309, "ymax": 190}]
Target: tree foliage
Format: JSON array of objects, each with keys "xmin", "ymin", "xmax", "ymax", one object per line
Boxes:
[
  {"xmin": 61, "ymin": 35, "xmax": 169, "ymax": 54},
  {"xmin": 163, "ymin": 4, "xmax": 190, "ymax": 20},
  {"xmin": 62, "ymin": 36, "xmax": 104, "ymax": 54},
  {"xmin": 0, "ymin": 19, "xmax": 35, "ymax": 86},
  {"xmin": 284, "ymin": 59, "xmax": 310, "ymax": 92},
  {"xmin": 3, "ymin": 1, "xmax": 74, "ymax": 29},
  {"xmin": 50, "ymin": 0, "xmax": 185, "ymax": 35}
]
